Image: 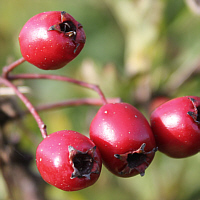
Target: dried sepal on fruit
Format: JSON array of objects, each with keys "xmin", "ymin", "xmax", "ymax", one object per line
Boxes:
[
  {"xmin": 68, "ymin": 145, "xmax": 100, "ymax": 179},
  {"xmin": 114, "ymin": 143, "xmax": 157, "ymax": 176}
]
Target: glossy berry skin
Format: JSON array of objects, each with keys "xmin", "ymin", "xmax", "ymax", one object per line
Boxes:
[
  {"xmin": 36, "ymin": 130, "xmax": 102, "ymax": 191},
  {"xmin": 150, "ymin": 96, "xmax": 200, "ymax": 158},
  {"xmin": 89, "ymin": 103, "xmax": 157, "ymax": 177},
  {"xmin": 19, "ymin": 11, "xmax": 86, "ymax": 70}
]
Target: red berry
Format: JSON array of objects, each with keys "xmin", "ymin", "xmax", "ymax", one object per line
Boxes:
[
  {"xmin": 150, "ymin": 96, "xmax": 200, "ymax": 158},
  {"xmin": 36, "ymin": 130, "xmax": 102, "ymax": 191},
  {"xmin": 19, "ymin": 11, "xmax": 86, "ymax": 70},
  {"xmin": 89, "ymin": 103, "xmax": 157, "ymax": 177}
]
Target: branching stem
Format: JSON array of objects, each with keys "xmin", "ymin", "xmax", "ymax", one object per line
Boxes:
[
  {"xmin": 8, "ymin": 73, "xmax": 108, "ymax": 105},
  {"xmin": 31, "ymin": 97, "xmax": 121, "ymax": 113},
  {"xmin": 0, "ymin": 76, "xmax": 48, "ymax": 139},
  {"xmin": 2, "ymin": 57, "xmax": 26, "ymax": 78}
]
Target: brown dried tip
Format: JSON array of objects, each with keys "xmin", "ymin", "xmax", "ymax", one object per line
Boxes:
[
  {"xmin": 187, "ymin": 97, "xmax": 200, "ymax": 124},
  {"xmin": 68, "ymin": 146, "xmax": 100, "ymax": 179},
  {"xmin": 114, "ymin": 143, "xmax": 158, "ymax": 176}
]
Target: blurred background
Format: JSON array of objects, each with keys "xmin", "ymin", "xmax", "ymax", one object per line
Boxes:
[{"xmin": 1, "ymin": 0, "xmax": 200, "ymax": 199}]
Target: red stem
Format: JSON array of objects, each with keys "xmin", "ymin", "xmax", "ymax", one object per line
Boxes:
[
  {"xmin": 8, "ymin": 73, "xmax": 108, "ymax": 105},
  {"xmin": 0, "ymin": 76, "xmax": 48, "ymax": 139},
  {"xmin": 2, "ymin": 57, "xmax": 26, "ymax": 78},
  {"xmin": 33, "ymin": 97, "xmax": 121, "ymax": 112}
]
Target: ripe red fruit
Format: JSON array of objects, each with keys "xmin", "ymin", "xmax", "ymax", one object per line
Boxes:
[
  {"xmin": 19, "ymin": 11, "xmax": 86, "ymax": 70},
  {"xmin": 150, "ymin": 96, "xmax": 200, "ymax": 158},
  {"xmin": 36, "ymin": 130, "xmax": 102, "ymax": 191},
  {"xmin": 89, "ymin": 103, "xmax": 157, "ymax": 177}
]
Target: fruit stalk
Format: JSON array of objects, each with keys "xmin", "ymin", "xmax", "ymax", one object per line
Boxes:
[
  {"xmin": 8, "ymin": 73, "xmax": 108, "ymax": 105},
  {"xmin": 0, "ymin": 76, "xmax": 47, "ymax": 138},
  {"xmin": 31, "ymin": 97, "xmax": 121, "ymax": 113},
  {"xmin": 2, "ymin": 57, "xmax": 25, "ymax": 78}
]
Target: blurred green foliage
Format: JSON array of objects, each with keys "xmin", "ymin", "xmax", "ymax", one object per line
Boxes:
[{"xmin": 1, "ymin": 0, "xmax": 200, "ymax": 199}]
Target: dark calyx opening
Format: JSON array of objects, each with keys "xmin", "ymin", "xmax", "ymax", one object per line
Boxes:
[
  {"xmin": 60, "ymin": 21, "xmax": 76, "ymax": 40},
  {"xmin": 187, "ymin": 98, "xmax": 200, "ymax": 124},
  {"xmin": 196, "ymin": 106, "xmax": 200, "ymax": 122},
  {"xmin": 127, "ymin": 153, "xmax": 147, "ymax": 168},
  {"xmin": 72, "ymin": 153, "xmax": 93, "ymax": 177}
]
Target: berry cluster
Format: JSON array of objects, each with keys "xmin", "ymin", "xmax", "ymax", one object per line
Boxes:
[{"xmin": 1, "ymin": 11, "xmax": 200, "ymax": 192}]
